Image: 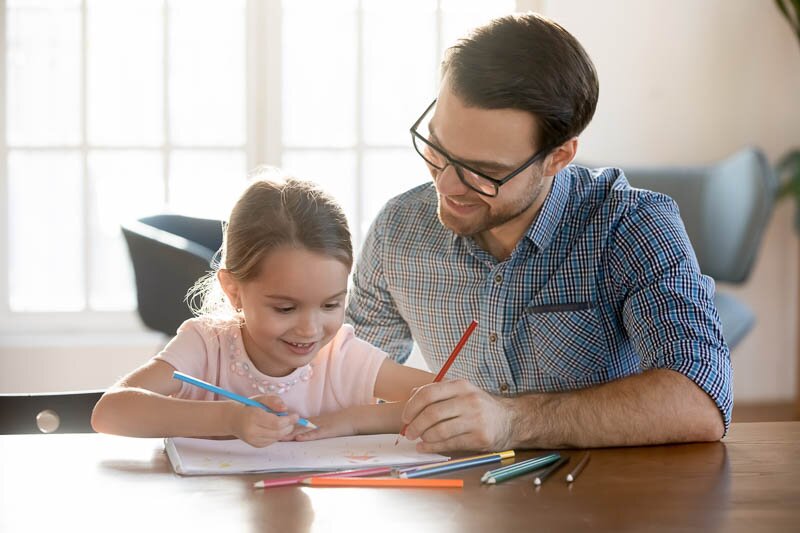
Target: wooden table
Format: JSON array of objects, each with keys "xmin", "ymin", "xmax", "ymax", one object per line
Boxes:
[{"xmin": 1, "ymin": 422, "xmax": 798, "ymax": 532}]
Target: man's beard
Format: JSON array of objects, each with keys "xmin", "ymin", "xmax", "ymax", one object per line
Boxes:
[{"xmin": 437, "ymin": 170, "xmax": 547, "ymax": 237}]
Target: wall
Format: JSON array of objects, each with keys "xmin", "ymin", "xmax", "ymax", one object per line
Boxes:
[
  {"xmin": 2, "ymin": 0, "xmax": 799, "ymax": 402},
  {"xmin": 546, "ymin": 0, "xmax": 800, "ymax": 402}
]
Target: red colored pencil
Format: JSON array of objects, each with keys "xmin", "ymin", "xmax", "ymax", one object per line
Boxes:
[
  {"xmin": 396, "ymin": 320, "xmax": 479, "ymax": 443},
  {"xmin": 253, "ymin": 466, "xmax": 393, "ymax": 489}
]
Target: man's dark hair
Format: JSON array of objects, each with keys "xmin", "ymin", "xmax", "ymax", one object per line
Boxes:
[{"xmin": 441, "ymin": 12, "xmax": 599, "ymax": 152}]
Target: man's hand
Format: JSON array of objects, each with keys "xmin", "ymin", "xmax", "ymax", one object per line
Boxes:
[{"xmin": 401, "ymin": 379, "xmax": 515, "ymax": 453}]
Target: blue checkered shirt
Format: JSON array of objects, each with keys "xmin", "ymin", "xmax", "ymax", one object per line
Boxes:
[{"xmin": 346, "ymin": 165, "xmax": 733, "ymax": 431}]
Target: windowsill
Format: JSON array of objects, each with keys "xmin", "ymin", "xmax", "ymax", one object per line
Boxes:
[{"xmin": 0, "ymin": 330, "xmax": 168, "ymax": 349}]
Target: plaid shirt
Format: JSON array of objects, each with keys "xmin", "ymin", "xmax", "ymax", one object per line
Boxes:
[{"xmin": 346, "ymin": 165, "xmax": 732, "ymax": 430}]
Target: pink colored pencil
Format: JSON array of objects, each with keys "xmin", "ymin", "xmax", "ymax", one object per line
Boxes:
[{"xmin": 253, "ymin": 466, "xmax": 394, "ymax": 489}]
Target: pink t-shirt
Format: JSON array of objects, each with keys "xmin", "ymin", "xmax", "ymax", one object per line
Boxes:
[{"xmin": 154, "ymin": 318, "xmax": 387, "ymax": 418}]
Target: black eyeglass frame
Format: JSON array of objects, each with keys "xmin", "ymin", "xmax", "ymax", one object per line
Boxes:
[{"xmin": 410, "ymin": 99, "xmax": 553, "ymax": 197}]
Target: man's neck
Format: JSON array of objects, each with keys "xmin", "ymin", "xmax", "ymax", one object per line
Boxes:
[{"xmin": 473, "ymin": 180, "xmax": 553, "ymax": 261}]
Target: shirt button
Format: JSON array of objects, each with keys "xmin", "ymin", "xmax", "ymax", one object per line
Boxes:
[
  {"xmin": 494, "ymin": 274, "xmax": 503, "ymax": 284},
  {"xmin": 499, "ymin": 383, "xmax": 510, "ymax": 393},
  {"xmin": 489, "ymin": 332, "xmax": 497, "ymax": 343}
]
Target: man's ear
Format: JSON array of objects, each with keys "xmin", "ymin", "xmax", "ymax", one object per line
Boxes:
[
  {"xmin": 543, "ymin": 137, "xmax": 578, "ymax": 177},
  {"xmin": 217, "ymin": 269, "xmax": 241, "ymax": 310}
]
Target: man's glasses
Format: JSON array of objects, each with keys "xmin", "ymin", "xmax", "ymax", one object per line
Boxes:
[{"xmin": 410, "ymin": 99, "xmax": 551, "ymax": 197}]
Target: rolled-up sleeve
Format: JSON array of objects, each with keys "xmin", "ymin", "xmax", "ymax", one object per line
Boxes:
[{"xmin": 609, "ymin": 194, "xmax": 733, "ymax": 432}]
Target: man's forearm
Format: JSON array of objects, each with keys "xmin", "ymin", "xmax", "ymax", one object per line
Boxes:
[{"xmin": 504, "ymin": 369, "xmax": 725, "ymax": 449}]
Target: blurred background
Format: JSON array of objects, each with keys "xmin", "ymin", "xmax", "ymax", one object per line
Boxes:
[{"xmin": 0, "ymin": 0, "xmax": 798, "ymax": 422}]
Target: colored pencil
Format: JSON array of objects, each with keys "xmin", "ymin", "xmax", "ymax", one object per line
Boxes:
[
  {"xmin": 565, "ymin": 452, "xmax": 591, "ymax": 483},
  {"xmin": 482, "ymin": 452, "xmax": 561, "ymax": 484},
  {"xmin": 173, "ymin": 371, "xmax": 316, "ymax": 428},
  {"xmin": 401, "ymin": 452, "xmax": 514, "ymax": 479},
  {"xmin": 396, "ymin": 319, "xmax": 478, "ymax": 444},
  {"xmin": 533, "ymin": 456, "xmax": 570, "ymax": 486},
  {"xmin": 480, "ymin": 452, "xmax": 561, "ymax": 482},
  {"xmin": 253, "ymin": 466, "xmax": 394, "ymax": 489},
  {"xmin": 396, "ymin": 450, "xmax": 515, "ymax": 476},
  {"xmin": 300, "ymin": 477, "xmax": 463, "ymax": 488}
]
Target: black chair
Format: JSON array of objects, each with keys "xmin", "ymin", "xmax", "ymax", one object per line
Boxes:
[
  {"xmin": 121, "ymin": 215, "xmax": 224, "ymax": 336},
  {"xmin": 621, "ymin": 147, "xmax": 777, "ymax": 348},
  {"xmin": 0, "ymin": 391, "xmax": 103, "ymax": 434}
]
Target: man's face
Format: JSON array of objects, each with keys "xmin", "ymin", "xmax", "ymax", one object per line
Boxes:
[{"xmin": 426, "ymin": 80, "xmax": 550, "ymax": 237}]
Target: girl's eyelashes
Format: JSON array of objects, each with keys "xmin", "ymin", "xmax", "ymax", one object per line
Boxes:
[
  {"xmin": 324, "ymin": 301, "xmax": 343, "ymax": 310},
  {"xmin": 274, "ymin": 306, "xmax": 295, "ymax": 314}
]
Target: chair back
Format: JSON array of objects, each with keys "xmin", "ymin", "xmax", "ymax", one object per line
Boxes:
[
  {"xmin": 121, "ymin": 215, "xmax": 223, "ymax": 336},
  {"xmin": 0, "ymin": 391, "xmax": 103, "ymax": 434},
  {"xmin": 622, "ymin": 147, "xmax": 777, "ymax": 283}
]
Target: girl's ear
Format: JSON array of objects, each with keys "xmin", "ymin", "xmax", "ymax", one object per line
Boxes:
[{"xmin": 217, "ymin": 269, "xmax": 241, "ymax": 310}]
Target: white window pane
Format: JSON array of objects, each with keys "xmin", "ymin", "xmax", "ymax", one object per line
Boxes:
[
  {"xmin": 282, "ymin": 150, "xmax": 357, "ymax": 236},
  {"xmin": 88, "ymin": 150, "xmax": 164, "ymax": 310},
  {"xmin": 168, "ymin": 150, "xmax": 246, "ymax": 219},
  {"xmin": 362, "ymin": 1, "xmax": 436, "ymax": 146},
  {"xmin": 8, "ymin": 151, "xmax": 83, "ymax": 311},
  {"xmin": 7, "ymin": 1, "xmax": 81, "ymax": 146},
  {"xmin": 282, "ymin": 0, "xmax": 357, "ymax": 147},
  {"xmin": 169, "ymin": 0, "xmax": 246, "ymax": 146},
  {"xmin": 87, "ymin": 0, "xmax": 163, "ymax": 146},
  {"xmin": 440, "ymin": 1, "xmax": 516, "ymax": 55},
  {"xmin": 362, "ymin": 148, "xmax": 428, "ymax": 238}
]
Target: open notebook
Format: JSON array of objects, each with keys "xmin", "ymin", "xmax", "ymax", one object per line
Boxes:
[{"xmin": 165, "ymin": 434, "xmax": 449, "ymax": 475}]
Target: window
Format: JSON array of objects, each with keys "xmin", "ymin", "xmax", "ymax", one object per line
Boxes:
[{"xmin": 1, "ymin": 0, "xmax": 518, "ymax": 334}]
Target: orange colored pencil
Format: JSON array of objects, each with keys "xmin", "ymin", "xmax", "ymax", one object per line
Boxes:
[
  {"xmin": 300, "ymin": 477, "xmax": 463, "ymax": 488},
  {"xmin": 397, "ymin": 319, "xmax": 478, "ymax": 443}
]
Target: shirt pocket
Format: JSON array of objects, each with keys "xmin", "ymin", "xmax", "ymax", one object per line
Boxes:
[{"xmin": 523, "ymin": 302, "xmax": 607, "ymax": 382}]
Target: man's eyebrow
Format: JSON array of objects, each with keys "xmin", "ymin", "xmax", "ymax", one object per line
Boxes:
[{"xmin": 428, "ymin": 128, "xmax": 517, "ymax": 172}]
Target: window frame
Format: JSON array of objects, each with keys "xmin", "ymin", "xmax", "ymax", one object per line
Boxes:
[{"xmin": 0, "ymin": 0, "xmax": 540, "ymax": 336}]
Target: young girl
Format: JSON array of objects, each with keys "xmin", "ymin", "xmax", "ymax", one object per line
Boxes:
[{"xmin": 92, "ymin": 174, "xmax": 434, "ymax": 447}]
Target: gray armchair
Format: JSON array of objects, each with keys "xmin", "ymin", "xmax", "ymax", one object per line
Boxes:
[
  {"xmin": 621, "ymin": 147, "xmax": 777, "ymax": 348},
  {"xmin": 121, "ymin": 215, "xmax": 223, "ymax": 337}
]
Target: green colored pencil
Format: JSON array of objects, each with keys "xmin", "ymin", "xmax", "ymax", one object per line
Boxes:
[
  {"xmin": 480, "ymin": 452, "xmax": 560, "ymax": 482},
  {"xmin": 482, "ymin": 452, "xmax": 561, "ymax": 484}
]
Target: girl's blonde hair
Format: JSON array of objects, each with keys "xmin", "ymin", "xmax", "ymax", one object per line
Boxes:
[{"xmin": 187, "ymin": 169, "xmax": 352, "ymax": 321}]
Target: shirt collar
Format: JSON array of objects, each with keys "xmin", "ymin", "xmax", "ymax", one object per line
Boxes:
[{"xmin": 525, "ymin": 167, "xmax": 571, "ymax": 252}]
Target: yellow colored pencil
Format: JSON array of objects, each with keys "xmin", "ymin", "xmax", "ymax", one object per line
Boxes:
[{"xmin": 300, "ymin": 477, "xmax": 463, "ymax": 488}]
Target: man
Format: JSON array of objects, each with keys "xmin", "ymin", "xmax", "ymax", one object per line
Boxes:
[{"xmin": 346, "ymin": 13, "xmax": 730, "ymax": 452}]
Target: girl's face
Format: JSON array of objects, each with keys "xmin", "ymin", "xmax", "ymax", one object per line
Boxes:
[{"xmin": 222, "ymin": 246, "xmax": 349, "ymax": 377}]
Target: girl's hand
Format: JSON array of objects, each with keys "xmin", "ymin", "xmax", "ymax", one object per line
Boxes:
[
  {"xmin": 292, "ymin": 409, "xmax": 358, "ymax": 442},
  {"xmin": 228, "ymin": 394, "xmax": 298, "ymax": 448}
]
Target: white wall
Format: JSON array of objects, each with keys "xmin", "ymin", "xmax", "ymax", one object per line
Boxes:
[
  {"xmin": 547, "ymin": 0, "xmax": 800, "ymax": 402},
  {"xmin": 2, "ymin": 0, "xmax": 799, "ymax": 402}
]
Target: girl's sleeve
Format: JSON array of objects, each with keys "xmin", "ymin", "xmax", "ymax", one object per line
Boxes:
[
  {"xmin": 153, "ymin": 319, "xmax": 212, "ymax": 399},
  {"xmin": 326, "ymin": 325, "xmax": 388, "ymax": 408}
]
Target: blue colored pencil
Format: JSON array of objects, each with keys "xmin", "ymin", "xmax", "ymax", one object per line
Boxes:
[
  {"xmin": 401, "ymin": 453, "xmax": 510, "ymax": 479},
  {"xmin": 172, "ymin": 371, "xmax": 316, "ymax": 428}
]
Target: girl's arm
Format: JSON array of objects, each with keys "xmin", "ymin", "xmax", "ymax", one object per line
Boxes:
[
  {"xmin": 295, "ymin": 359, "xmax": 434, "ymax": 440},
  {"xmin": 91, "ymin": 359, "xmax": 296, "ymax": 447}
]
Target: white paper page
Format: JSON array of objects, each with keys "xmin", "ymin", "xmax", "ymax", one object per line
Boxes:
[{"xmin": 165, "ymin": 434, "xmax": 449, "ymax": 476}]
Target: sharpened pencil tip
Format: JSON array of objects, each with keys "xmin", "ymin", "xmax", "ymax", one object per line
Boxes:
[
  {"xmin": 394, "ymin": 435, "xmax": 400, "ymax": 446},
  {"xmin": 253, "ymin": 481, "xmax": 265, "ymax": 489}
]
